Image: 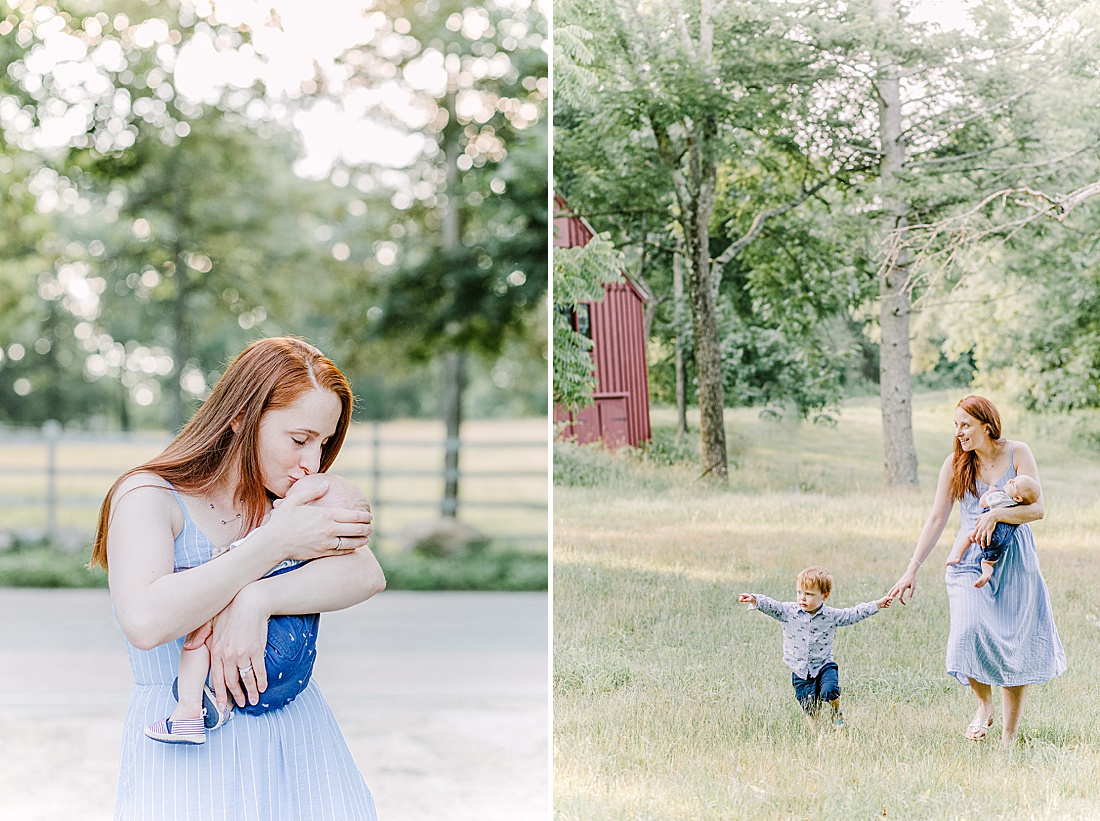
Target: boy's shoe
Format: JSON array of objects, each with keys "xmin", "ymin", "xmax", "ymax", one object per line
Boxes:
[
  {"xmin": 172, "ymin": 677, "xmax": 233, "ymax": 730},
  {"xmin": 144, "ymin": 716, "xmax": 206, "ymax": 744},
  {"xmin": 832, "ymin": 710, "xmax": 845, "ymax": 729}
]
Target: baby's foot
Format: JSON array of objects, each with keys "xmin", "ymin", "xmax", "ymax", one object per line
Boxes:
[
  {"xmin": 974, "ymin": 564, "xmax": 994, "ymax": 589},
  {"xmin": 945, "ymin": 551, "xmax": 964, "ymax": 567}
]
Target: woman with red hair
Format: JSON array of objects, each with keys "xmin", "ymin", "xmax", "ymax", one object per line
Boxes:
[
  {"xmin": 93, "ymin": 336, "xmax": 383, "ymax": 819},
  {"xmin": 889, "ymin": 395, "xmax": 1065, "ymax": 745}
]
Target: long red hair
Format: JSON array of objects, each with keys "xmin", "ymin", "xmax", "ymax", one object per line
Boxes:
[
  {"xmin": 950, "ymin": 395, "xmax": 1003, "ymax": 502},
  {"xmin": 91, "ymin": 337, "xmax": 354, "ymax": 570}
]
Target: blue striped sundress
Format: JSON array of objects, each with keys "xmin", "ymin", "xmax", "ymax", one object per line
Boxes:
[
  {"xmin": 113, "ymin": 492, "xmax": 378, "ymax": 821},
  {"xmin": 944, "ymin": 443, "xmax": 1067, "ymax": 687}
]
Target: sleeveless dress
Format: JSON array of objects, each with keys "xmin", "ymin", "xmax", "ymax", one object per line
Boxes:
[
  {"xmin": 944, "ymin": 443, "xmax": 1067, "ymax": 687},
  {"xmin": 113, "ymin": 491, "xmax": 378, "ymax": 821}
]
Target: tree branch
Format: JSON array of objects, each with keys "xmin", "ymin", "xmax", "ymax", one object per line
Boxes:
[{"xmin": 709, "ymin": 172, "xmax": 841, "ymax": 294}]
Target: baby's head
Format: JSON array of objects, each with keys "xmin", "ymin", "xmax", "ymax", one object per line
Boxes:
[
  {"xmin": 1004, "ymin": 475, "xmax": 1040, "ymax": 505},
  {"xmin": 795, "ymin": 566, "xmax": 832, "ymax": 613},
  {"xmin": 286, "ymin": 473, "xmax": 370, "ymax": 513}
]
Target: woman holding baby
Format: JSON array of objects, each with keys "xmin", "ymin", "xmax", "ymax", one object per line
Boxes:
[
  {"xmin": 889, "ymin": 395, "xmax": 1066, "ymax": 745},
  {"xmin": 91, "ymin": 336, "xmax": 382, "ymax": 819}
]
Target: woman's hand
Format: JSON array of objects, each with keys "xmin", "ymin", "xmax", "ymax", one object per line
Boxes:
[
  {"xmin": 258, "ymin": 479, "xmax": 373, "ymax": 561},
  {"xmin": 207, "ymin": 584, "xmax": 271, "ymax": 711},
  {"xmin": 969, "ymin": 508, "xmax": 1001, "ymax": 548},
  {"xmin": 889, "ymin": 566, "xmax": 919, "ymax": 606}
]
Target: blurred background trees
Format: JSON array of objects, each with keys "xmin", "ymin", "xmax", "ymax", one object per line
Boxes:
[{"xmin": 0, "ymin": 0, "xmax": 547, "ymax": 430}]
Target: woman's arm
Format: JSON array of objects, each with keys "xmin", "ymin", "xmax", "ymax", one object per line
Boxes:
[
  {"xmin": 970, "ymin": 440, "xmax": 1044, "ymax": 544},
  {"xmin": 207, "ymin": 547, "xmax": 384, "ymax": 708},
  {"xmin": 252, "ymin": 547, "xmax": 386, "ymax": 617},
  {"xmin": 107, "ymin": 475, "xmax": 293, "ymax": 650},
  {"xmin": 889, "ymin": 455, "xmax": 956, "ymax": 605},
  {"xmin": 109, "ymin": 473, "xmax": 374, "ymax": 650}
]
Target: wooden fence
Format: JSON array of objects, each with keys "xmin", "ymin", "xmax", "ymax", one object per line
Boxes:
[{"xmin": 0, "ymin": 419, "xmax": 549, "ymax": 552}]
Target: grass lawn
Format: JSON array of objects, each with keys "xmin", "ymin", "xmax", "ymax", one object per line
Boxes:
[{"xmin": 554, "ymin": 391, "xmax": 1100, "ymax": 820}]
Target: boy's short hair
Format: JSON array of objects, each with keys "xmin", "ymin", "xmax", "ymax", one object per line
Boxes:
[{"xmin": 796, "ymin": 566, "xmax": 833, "ymax": 597}]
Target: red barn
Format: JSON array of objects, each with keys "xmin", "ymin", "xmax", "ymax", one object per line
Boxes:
[{"xmin": 553, "ymin": 194, "xmax": 652, "ymax": 449}]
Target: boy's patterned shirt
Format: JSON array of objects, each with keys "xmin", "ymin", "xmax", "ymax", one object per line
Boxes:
[{"xmin": 748, "ymin": 595, "xmax": 879, "ymax": 679}]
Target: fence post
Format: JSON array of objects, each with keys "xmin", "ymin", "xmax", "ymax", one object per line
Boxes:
[{"xmin": 43, "ymin": 419, "xmax": 62, "ymax": 541}]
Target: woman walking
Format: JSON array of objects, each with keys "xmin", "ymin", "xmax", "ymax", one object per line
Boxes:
[
  {"xmin": 92, "ymin": 337, "xmax": 383, "ymax": 819},
  {"xmin": 888, "ymin": 395, "xmax": 1065, "ymax": 744}
]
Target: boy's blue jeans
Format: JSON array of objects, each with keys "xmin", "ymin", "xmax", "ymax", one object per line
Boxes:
[{"xmin": 792, "ymin": 661, "xmax": 840, "ymax": 714}]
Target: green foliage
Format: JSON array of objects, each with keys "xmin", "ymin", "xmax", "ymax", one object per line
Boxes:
[
  {"xmin": 0, "ymin": 540, "xmax": 107, "ymax": 589},
  {"xmin": 552, "ymin": 234, "xmax": 623, "ymax": 410},
  {"xmin": 0, "ymin": 537, "xmax": 546, "ymax": 592},
  {"xmin": 0, "ymin": 0, "xmax": 548, "ymax": 428},
  {"xmin": 376, "ymin": 548, "xmax": 548, "ymax": 592}
]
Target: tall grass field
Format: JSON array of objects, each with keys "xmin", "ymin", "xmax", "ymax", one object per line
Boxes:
[{"xmin": 554, "ymin": 392, "xmax": 1100, "ymax": 820}]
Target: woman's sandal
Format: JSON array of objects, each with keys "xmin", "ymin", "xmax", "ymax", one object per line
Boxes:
[{"xmin": 966, "ymin": 714, "xmax": 994, "ymax": 741}]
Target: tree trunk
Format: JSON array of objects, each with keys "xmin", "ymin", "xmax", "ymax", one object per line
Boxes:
[
  {"xmin": 874, "ymin": 0, "xmax": 920, "ymax": 488},
  {"xmin": 441, "ymin": 349, "xmax": 466, "ymax": 518},
  {"xmin": 673, "ymin": 244, "xmax": 688, "ymax": 438},
  {"xmin": 440, "ymin": 80, "xmax": 464, "ymax": 517},
  {"xmin": 168, "ymin": 150, "xmax": 189, "ymax": 432},
  {"xmin": 681, "ymin": 126, "xmax": 728, "ymax": 481},
  {"xmin": 170, "ymin": 245, "xmax": 189, "ymax": 432}
]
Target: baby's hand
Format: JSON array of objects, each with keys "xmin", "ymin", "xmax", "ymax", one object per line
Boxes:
[
  {"xmin": 877, "ymin": 595, "xmax": 893, "ymax": 610},
  {"xmin": 739, "ymin": 594, "xmax": 757, "ymax": 606}
]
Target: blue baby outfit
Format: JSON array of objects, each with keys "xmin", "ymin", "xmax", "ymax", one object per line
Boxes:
[
  {"xmin": 238, "ymin": 560, "xmax": 320, "ymax": 715},
  {"xmin": 944, "ymin": 443, "xmax": 1066, "ymax": 687},
  {"xmin": 113, "ymin": 489, "xmax": 376, "ymax": 820}
]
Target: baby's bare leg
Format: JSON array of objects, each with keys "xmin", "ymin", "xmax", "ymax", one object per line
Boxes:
[
  {"xmin": 170, "ymin": 643, "xmax": 211, "ymax": 722},
  {"xmin": 945, "ymin": 532, "xmax": 971, "ymax": 566},
  {"xmin": 974, "ymin": 560, "xmax": 996, "ymax": 589}
]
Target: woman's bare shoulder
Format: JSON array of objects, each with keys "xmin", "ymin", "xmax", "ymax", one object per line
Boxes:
[
  {"xmin": 110, "ymin": 472, "xmax": 183, "ymax": 536},
  {"xmin": 112, "ymin": 472, "xmax": 177, "ymax": 513}
]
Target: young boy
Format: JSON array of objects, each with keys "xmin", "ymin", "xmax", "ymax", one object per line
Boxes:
[
  {"xmin": 145, "ymin": 473, "xmax": 372, "ymax": 744},
  {"xmin": 739, "ymin": 566, "xmax": 892, "ymax": 728},
  {"xmin": 944, "ymin": 474, "xmax": 1040, "ymax": 589}
]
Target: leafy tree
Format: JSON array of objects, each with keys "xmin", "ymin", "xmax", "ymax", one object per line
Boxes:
[{"xmin": 329, "ymin": 0, "xmax": 548, "ymax": 515}]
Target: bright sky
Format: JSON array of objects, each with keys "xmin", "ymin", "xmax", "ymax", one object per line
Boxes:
[
  {"xmin": 906, "ymin": 0, "xmax": 974, "ymax": 31},
  {"xmin": 13, "ymin": 0, "xmax": 544, "ymax": 177}
]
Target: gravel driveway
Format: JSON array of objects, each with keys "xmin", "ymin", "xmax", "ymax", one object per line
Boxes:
[{"xmin": 0, "ymin": 589, "xmax": 549, "ymax": 820}]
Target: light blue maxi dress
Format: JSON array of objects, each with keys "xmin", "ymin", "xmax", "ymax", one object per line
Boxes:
[
  {"xmin": 944, "ymin": 443, "xmax": 1067, "ymax": 687},
  {"xmin": 113, "ymin": 493, "xmax": 378, "ymax": 821}
]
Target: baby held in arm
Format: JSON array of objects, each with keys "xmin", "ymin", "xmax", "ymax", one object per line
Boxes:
[
  {"xmin": 945, "ymin": 474, "xmax": 1040, "ymax": 590},
  {"xmin": 145, "ymin": 474, "xmax": 371, "ymax": 744}
]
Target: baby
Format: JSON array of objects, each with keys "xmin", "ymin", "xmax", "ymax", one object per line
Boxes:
[
  {"xmin": 740, "ymin": 566, "xmax": 892, "ymax": 728},
  {"xmin": 145, "ymin": 473, "xmax": 371, "ymax": 744},
  {"xmin": 945, "ymin": 474, "xmax": 1040, "ymax": 589}
]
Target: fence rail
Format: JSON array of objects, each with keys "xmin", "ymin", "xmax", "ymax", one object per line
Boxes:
[{"xmin": 0, "ymin": 420, "xmax": 549, "ymax": 551}]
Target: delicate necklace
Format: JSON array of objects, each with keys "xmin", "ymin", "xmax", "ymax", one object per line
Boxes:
[
  {"xmin": 979, "ymin": 444, "xmax": 1002, "ymax": 471},
  {"xmin": 209, "ymin": 502, "xmax": 242, "ymax": 526}
]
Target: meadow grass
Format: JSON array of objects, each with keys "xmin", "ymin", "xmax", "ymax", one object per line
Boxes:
[{"xmin": 554, "ymin": 391, "xmax": 1100, "ymax": 820}]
